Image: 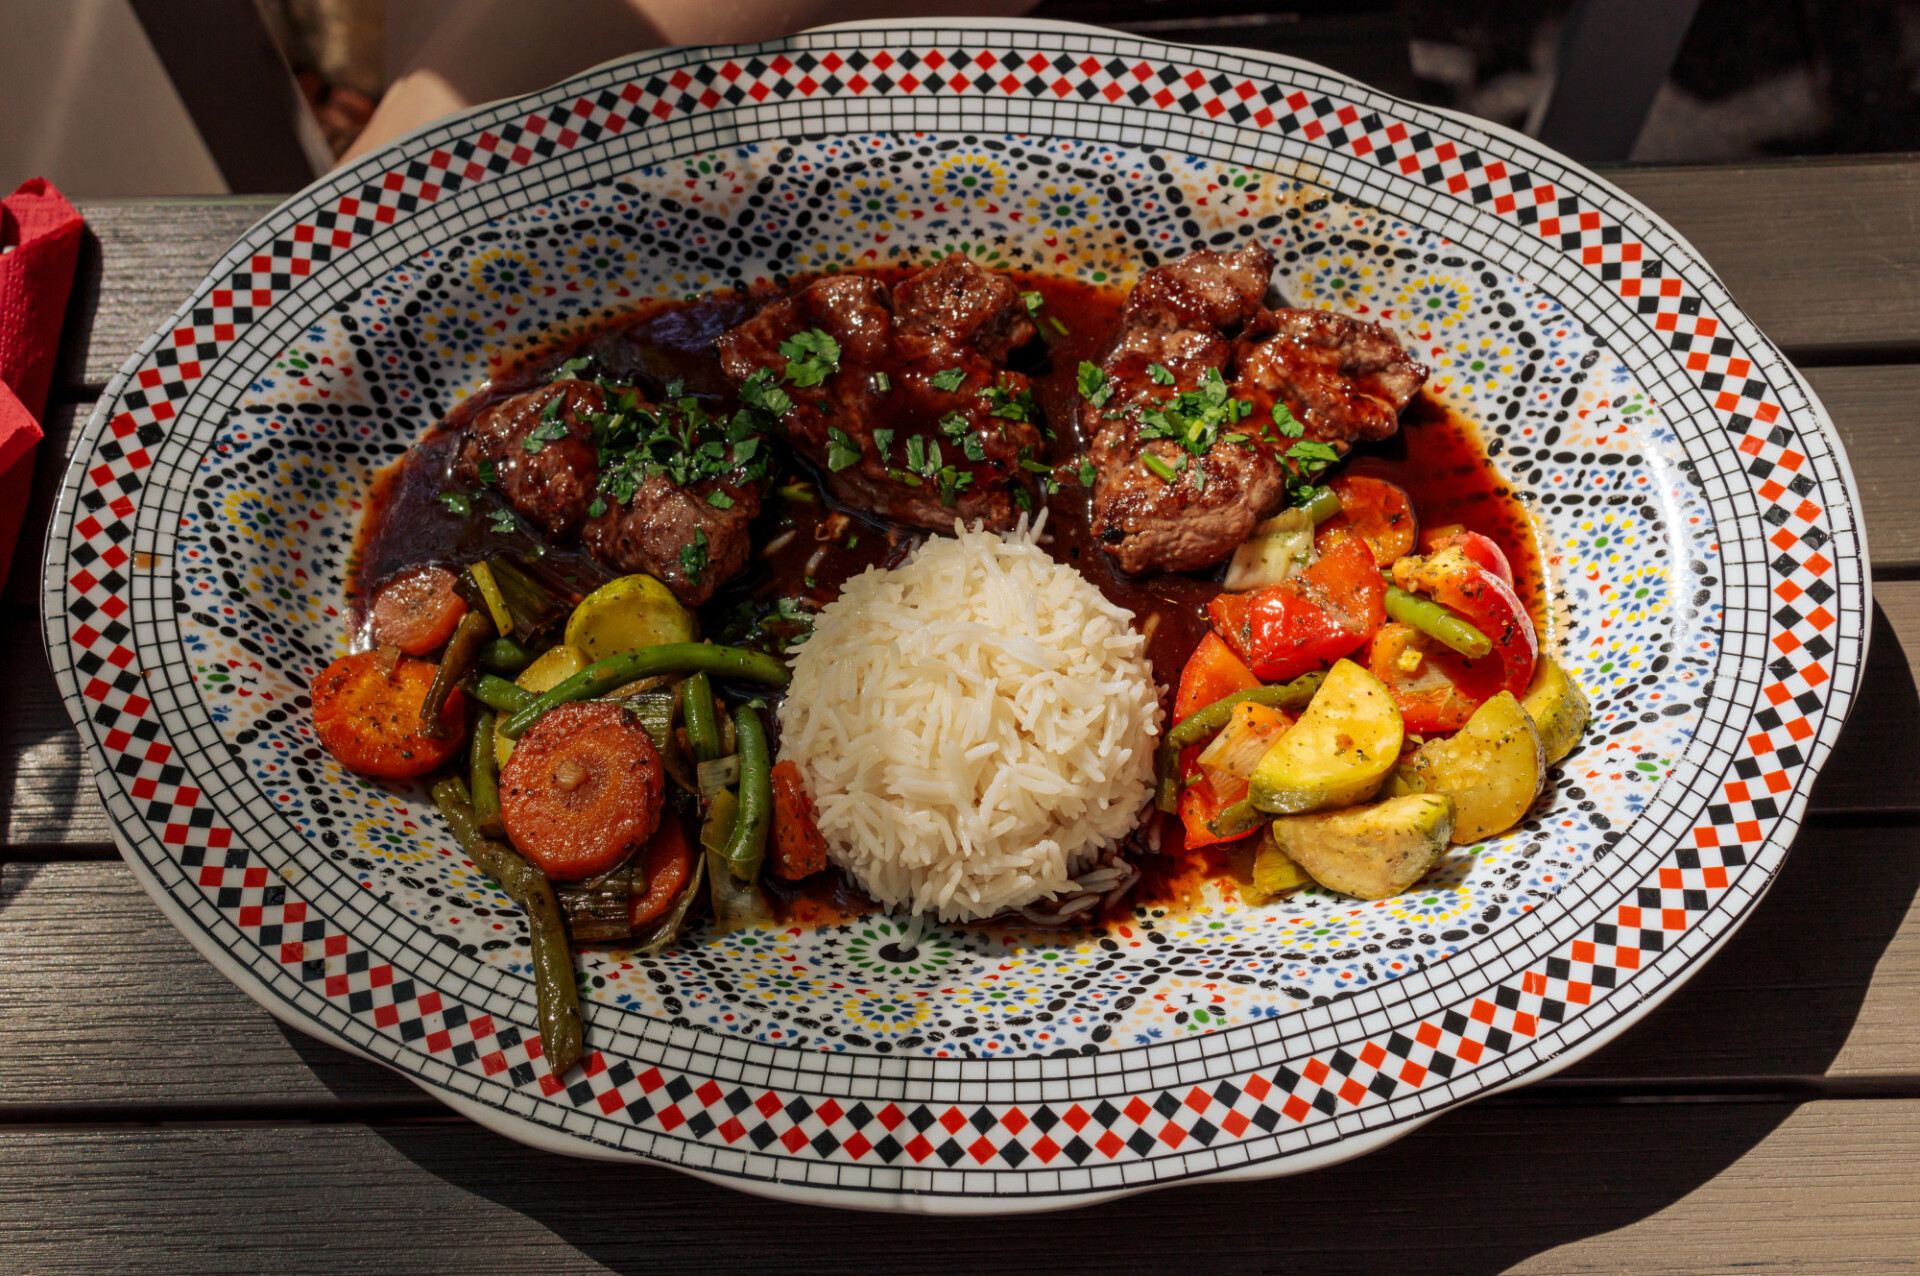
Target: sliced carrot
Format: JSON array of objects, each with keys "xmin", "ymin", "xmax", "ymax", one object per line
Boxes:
[
  {"xmin": 1176, "ymin": 630, "xmax": 1261, "ymax": 720},
  {"xmin": 769, "ymin": 759, "xmax": 830, "ymax": 880},
  {"xmin": 1319, "ymin": 475, "xmax": 1416, "ymax": 566},
  {"xmin": 370, "ymin": 565, "xmax": 468, "ymax": 656},
  {"xmin": 311, "ymin": 651, "xmax": 465, "ymax": 778},
  {"xmin": 499, "ymin": 701, "xmax": 664, "ymax": 882},
  {"xmin": 630, "ymin": 811, "xmax": 694, "ymax": 928}
]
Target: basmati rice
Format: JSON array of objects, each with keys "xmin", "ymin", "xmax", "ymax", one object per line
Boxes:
[{"xmin": 777, "ymin": 513, "xmax": 1162, "ymax": 922}]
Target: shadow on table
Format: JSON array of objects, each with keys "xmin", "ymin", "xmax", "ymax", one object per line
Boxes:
[{"xmin": 276, "ymin": 604, "xmax": 1920, "ymax": 1273}]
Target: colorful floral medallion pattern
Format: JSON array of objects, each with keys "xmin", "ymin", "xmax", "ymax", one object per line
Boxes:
[{"xmin": 44, "ymin": 22, "xmax": 1864, "ymax": 1209}]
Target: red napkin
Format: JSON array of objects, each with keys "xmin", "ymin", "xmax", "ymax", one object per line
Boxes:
[{"xmin": 0, "ymin": 179, "xmax": 85, "ymax": 592}]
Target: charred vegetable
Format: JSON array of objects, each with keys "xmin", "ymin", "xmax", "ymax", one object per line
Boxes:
[
  {"xmin": 719, "ymin": 703, "xmax": 773, "ymax": 882},
  {"xmin": 459, "ymin": 556, "xmax": 571, "ymax": 645},
  {"xmin": 419, "ymin": 609, "xmax": 495, "ymax": 736},
  {"xmin": 370, "ymin": 566, "xmax": 468, "ymax": 656}
]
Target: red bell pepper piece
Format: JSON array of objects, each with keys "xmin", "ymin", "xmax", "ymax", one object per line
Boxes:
[
  {"xmin": 1241, "ymin": 534, "xmax": 1387, "ymax": 681},
  {"xmin": 1174, "ymin": 631, "xmax": 1261, "ymax": 721}
]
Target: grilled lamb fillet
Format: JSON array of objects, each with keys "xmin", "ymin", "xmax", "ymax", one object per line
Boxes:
[
  {"xmin": 453, "ymin": 380, "xmax": 762, "ymax": 607},
  {"xmin": 1088, "ymin": 246, "xmax": 1429, "ymax": 574},
  {"xmin": 1087, "ymin": 245, "xmax": 1287, "ymax": 574},
  {"xmin": 1232, "ymin": 307, "xmax": 1428, "ymax": 446},
  {"xmin": 715, "ymin": 254, "xmax": 1042, "ymax": 531},
  {"xmin": 456, "ymin": 381, "xmax": 606, "ymax": 541}
]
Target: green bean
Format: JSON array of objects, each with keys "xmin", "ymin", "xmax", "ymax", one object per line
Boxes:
[
  {"xmin": 1154, "ymin": 672, "xmax": 1326, "ymax": 812},
  {"xmin": 499, "ymin": 643, "xmax": 790, "ymax": 740},
  {"xmin": 476, "ymin": 635, "xmax": 538, "ymax": 674},
  {"xmin": 1300, "ymin": 485, "xmax": 1343, "ymax": 524},
  {"xmin": 1384, "ymin": 584, "xmax": 1492, "ymax": 658},
  {"xmin": 420, "ymin": 610, "xmax": 495, "ymax": 737},
  {"xmin": 720, "ymin": 703, "xmax": 772, "ymax": 882},
  {"xmin": 683, "ymin": 672, "xmax": 723, "ymax": 764},
  {"xmin": 430, "ymin": 777, "xmax": 583, "ymax": 1077},
  {"xmin": 469, "ymin": 673, "xmax": 537, "ymax": 715},
  {"xmin": 470, "ymin": 709, "xmax": 505, "ymax": 838}
]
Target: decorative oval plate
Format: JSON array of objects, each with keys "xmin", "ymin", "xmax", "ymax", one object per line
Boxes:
[{"xmin": 44, "ymin": 18, "xmax": 1867, "ymax": 1211}]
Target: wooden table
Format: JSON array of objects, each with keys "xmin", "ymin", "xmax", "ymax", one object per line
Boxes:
[{"xmin": 5, "ymin": 158, "xmax": 1919, "ymax": 1272}]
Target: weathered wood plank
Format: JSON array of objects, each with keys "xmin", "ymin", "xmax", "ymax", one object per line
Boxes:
[
  {"xmin": 1801, "ymin": 364, "xmax": 1920, "ymax": 575},
  {"xmin": 0, "ymin": 1101, "xmax": 1915, "ymax": 1273},
  {"xmin": 1609, "ymin": 158, "xmax": 1920, "ymax": 363},
  {"xmin": 3, "ymin": 772, "xmax": 1914, "ymax": 1116},
  {"xmin": 54, "ymin": 198, "xmax": 278, "ymax": 393}
]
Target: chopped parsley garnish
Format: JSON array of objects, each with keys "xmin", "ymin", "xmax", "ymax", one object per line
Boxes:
[
  {"xmin": 1283, "ymin": 440, "xmax": 1341, "ymax": 502},
  {"xmin": 930, "ymin": 366, "xmax": 967, "ymax": 393},
  {"xmin": 521, "ymin": 393, "xmax": 571, "ymax": 453},
  {"xmin": 1134, "ymin": 366, "xmax": 1254, "ymax": 466},
  {"xmin": 872, "ymin": 428, "xmax": 894, "ymax": 459},
  {"xmin": 1046, "ymin": 315, "xmax": 1069, "ymax": 338},
  {"xmin": 476, "ymin": 458, "xmax": 498, "ymax": 485},
  {"xmin": 1077, "ymin": 458, "xmax": 1096, "ymax": 487},
  {"xmin": 1077, "ymin": 361, "xmax": 1112, "ymax": 408},
  {"xmin": 1017, "ymin": 455, "xmax": 1052, "ymax": 475},
  {"xmin": 1147, "ymin": 362, "xmax": 1175, "ymax": 386},
  {"xmin": 587, "ymin": 497, "xmax": 607, "ymax": 518},
  {"xmin": 1271, "ymin": 402, "xmax": 1305, "ymax": 438},
  {"xmin": 961, "ymin": 433, "xmax": 987, "ymax": 462},
  {"xmin": 1013, "ymin": 487, "xmax": 1034, "ymax": 512},
  {"xmin": 872, "ymin": 370, "xmax": 891, "ymax": 394},
  {"xmin": 1022, "ymin": 290, "xmax": 1044, "ymax": 315},
  {"xmin": 679, "ymin": 528, "xmax": 709, "ymax": 578},
  {"xmin": 706, "ymin": 490, "xmax": 735, "ymax": 509},
  {"xmin": 487, "ymin": 507, "xmax": 519, "ymax": 534},
  {"xmin": 551, "ymin": 355, "xmax": 593, "ymax": 382},
  {"xmin": 589, "ymin": 378, "xmax": 772, "ymax": 510},
  {"xmin": 438, "ymin": 492, "xmax": 471, "ymax": 517},
  {"xmin": 739, "ymin": 367, "xmax": 793, "ymax": 419},
  {"xmin": 985, "ymin": 382, "xmax": 1037, "ymax": 424},
  {"xmin": 905, "ymin": 434, "xmax": 928, "ymax": 474},
  {"xmin": 938, "ymin": 466, "xmax": 974, "ymax": 507},
  {"xmin": 825, "ymin": 427, "xmax": 863, "ymax": 472},
  {"xmin": 778, "ymin": 328, "xmax": 840, "ymax": 387}
]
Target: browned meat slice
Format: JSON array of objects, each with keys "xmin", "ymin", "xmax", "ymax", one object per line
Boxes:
[
  {"xmin": 456, "ymin": 381, "xmax": 605, "ymax": 541},
  {"xmin": 1088, "ymin": 246, "xmax": 1429, "ymax": 575},
  {"xmin": 583, "ymin": 471, "xmax": 760, "ymax": 606},
  {"xmin": 454, "ymin": 379, "xmax": 765, "ymax": 607},
  {"xmin": 714, "ymin": 254, "xmax": 1043, "ymax": 532},
  {"xmin": 1233, "ymin": 308, "xmax": 1428, "ymax": 446},
  {"xmin": 1087, "ymin": 245, "xmax": 1286, "ymax": 574}
]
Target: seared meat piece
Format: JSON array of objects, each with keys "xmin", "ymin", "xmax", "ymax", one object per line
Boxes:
[
  {"xmin": 454, "ymin": 379, "xmax": 765, "ymax": 607},
  {"xmin": 1087, "ymin": 246, "xmax": 1428, "ymax": 574},
  {"xmin": 583, "ymin": 471, "xmax": 760, "ymax": 606},
  {"xmin": 1233, "ymin": 308, "xmax": 1428, "ymax": 446},
  {"xmin": 456, "ymin": 381, "xmax": 605, "ymax": 541},
  {"xmin": 1087, "ymin": 245, "xmax": 1287, "ymax": 575},
  {"xmin": 715, "ymin": 254, "xmax": 1043, "ymax": 531}
]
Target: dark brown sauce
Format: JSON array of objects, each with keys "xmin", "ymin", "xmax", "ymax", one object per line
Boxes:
[{"xmin": 351, "ymin": 269, "xmax": 1542, "ymax": 925}]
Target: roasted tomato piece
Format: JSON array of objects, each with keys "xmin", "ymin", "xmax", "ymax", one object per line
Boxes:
[
  {"xmin": 1368, "ymin": 622, "xmax": 1503, "ymax": 734},
  {"xmin": 1318, "ymin": 475, "xmax": 1416, "ymax": 566},
  {"xmin": 1395, "ymin": 544, "xmax": 1537, "ymax": 698},
  {"xmin": 1422, "ymin": 526, "xmax": 1514, "ymax": 586}
]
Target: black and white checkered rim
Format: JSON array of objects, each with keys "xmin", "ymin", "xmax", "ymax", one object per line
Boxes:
[{"xmin": 41, "ymin": 19, "xmax": 1867, "ymax": 1212}]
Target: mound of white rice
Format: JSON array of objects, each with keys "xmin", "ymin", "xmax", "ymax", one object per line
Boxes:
[{"xmin": 777, "ymin": 513, "xmax": 1163, "ymax": 923}]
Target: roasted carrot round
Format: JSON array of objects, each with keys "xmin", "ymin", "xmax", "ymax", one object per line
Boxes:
[
  {"xmin": 769, "ymin": 759, "xmax": 830, "ymax": 880},
  {"xmin": 369, "ymin": 565, "xmax": 468, "ymax": 656},
  {"xmin": 630, "ymin": 811, "xmax": 694, "ymax": 929},
  {"xmin": 499, "ymin": 700, "xmax": 664, "ymax": 882},
  {"xmin": 311, "ymin": 650, "xmax": 466, "ymax": 778}
]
